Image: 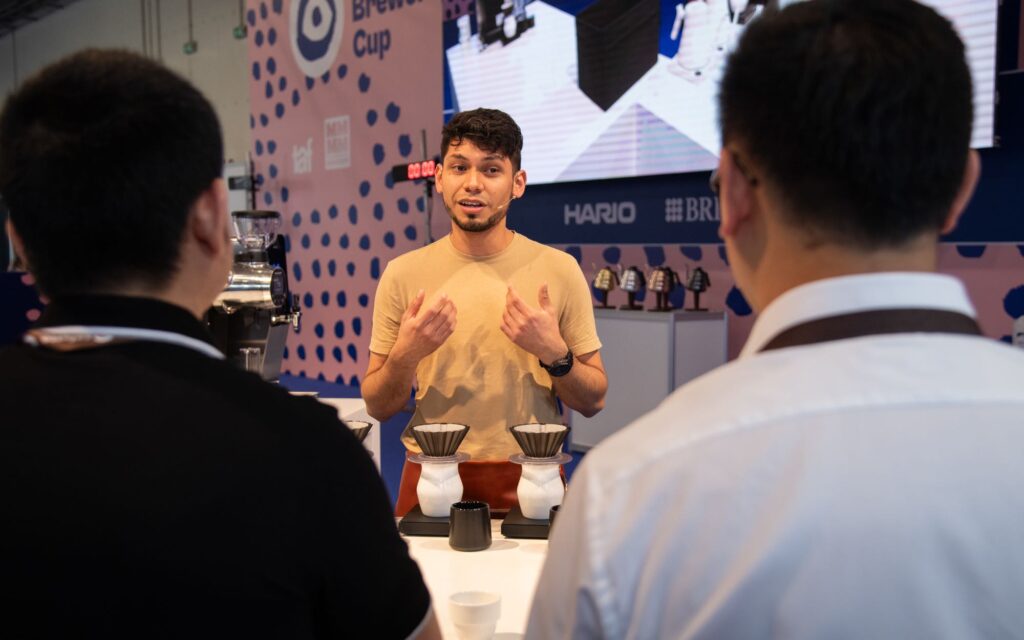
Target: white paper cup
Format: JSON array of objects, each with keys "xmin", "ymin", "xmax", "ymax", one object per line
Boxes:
[{"xmin": 449, "ymin": 591, "xmax": 501, "ymax": 640}]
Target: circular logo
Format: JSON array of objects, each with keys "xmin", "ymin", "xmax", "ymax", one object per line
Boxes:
[{"xmin": 289, "ymin": 0, "xmax": 344, "ymax": 78}]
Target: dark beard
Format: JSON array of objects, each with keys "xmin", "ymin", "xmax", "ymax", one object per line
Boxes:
[{"xmin": 447, "ymin": 205, "xmax": 508, "ymax": 233}]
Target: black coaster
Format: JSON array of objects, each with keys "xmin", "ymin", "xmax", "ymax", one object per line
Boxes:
[
  {"xmin": 500, "ymin": 504, "xmax": 550, "ymax": 540},
  {"xmin": 398, "ymin": 505, "xmax": 450, "ymax": 537}
]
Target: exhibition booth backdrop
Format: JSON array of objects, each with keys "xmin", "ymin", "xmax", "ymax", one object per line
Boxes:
[{"xmin": 245, "ymin": 0, "xmax": 1024, "ymax": 388}]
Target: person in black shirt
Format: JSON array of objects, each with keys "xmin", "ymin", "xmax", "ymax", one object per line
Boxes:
[{"xmin": 0, "ymin": 49, "xmax": 440, "ymax": 639}]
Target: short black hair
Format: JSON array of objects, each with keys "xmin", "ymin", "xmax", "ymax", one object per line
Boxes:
[
  {"xmin": 441, "ymin": 108, "xmax": 523, "ymax": 171},
  {"xmin": 0, "ymin": 49, "xmax": 223, "ymax": 297},
  {"xmin": 719, "ymin": 0, "xmax": 973, "ymax": 247}
]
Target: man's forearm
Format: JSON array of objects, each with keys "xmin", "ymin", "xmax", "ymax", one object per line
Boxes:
[
  {"xmin": 362, "ymin": 355, "xmax": 418, "ymax": 421},
  {"xmin": 551, "ymin": 357, "xmax": 607, "ymax": 418}
]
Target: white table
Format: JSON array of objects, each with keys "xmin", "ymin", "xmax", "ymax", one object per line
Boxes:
[{"xmin": 404, "ymin": 522, "xmax": 548, "ymax": 638}]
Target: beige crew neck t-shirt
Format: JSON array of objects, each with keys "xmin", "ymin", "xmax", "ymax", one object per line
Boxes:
[{"xmin": 369, "ymin": 233, "xmax": 602, "ymax": 460}]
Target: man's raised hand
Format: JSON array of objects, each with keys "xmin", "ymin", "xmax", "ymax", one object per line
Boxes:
[{"xmin": 390, "ymin": 289, "xmax": 458, "ymax": 366}]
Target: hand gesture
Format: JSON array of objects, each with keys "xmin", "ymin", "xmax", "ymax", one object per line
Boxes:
[
  {"xmin": 501, "ymin": 284, "xmax": 568, "ymax": 364},
  {"xmin": 390, "ymin": 290, "xmax": 457, "ymax": 366}
]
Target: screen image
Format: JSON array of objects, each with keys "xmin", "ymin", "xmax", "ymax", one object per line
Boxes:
[{"xmin": 443, "ymin": 0, "xmax": 998, "ymax": 185}]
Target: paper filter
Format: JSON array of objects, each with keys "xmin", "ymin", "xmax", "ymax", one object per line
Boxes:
[
  {"xmin": 510, "ymin": 423, "xmax": 570, "ymax": 458},
  {"xmin": 412, "ymin": 423, "xmax": 470, "ymax": 457}
]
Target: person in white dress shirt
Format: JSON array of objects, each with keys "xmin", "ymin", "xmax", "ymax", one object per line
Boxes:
[{"xmin": 527, "ymin": 1, "xmax": 1024, "ymax": 638}]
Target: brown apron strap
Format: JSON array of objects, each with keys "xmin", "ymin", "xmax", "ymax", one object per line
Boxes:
[{"xmin": 759, "ymin": 308, "xmax": 982, "ymax": 353}]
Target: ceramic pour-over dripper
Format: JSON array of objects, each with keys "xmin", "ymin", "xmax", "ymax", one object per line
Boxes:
[
  {"xmin": 510, "ymin": 423, "xmax": 570, "ymax": 458},
  {"xmin": 411, "ymin": 424, "xmax": 471, "ymax": 517},
  {"xmin": 412, "ymin": 423, "xmax": 470, "ymax": 457},
  {"xmin": 345, "ymin": 420, "xmax": 373, "ymax": 444},
  {"xmin": 509, "ymin": 424, "xmax": 572, "ymax": 520}
]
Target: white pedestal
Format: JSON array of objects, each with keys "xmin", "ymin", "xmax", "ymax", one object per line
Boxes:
[
  {"xmin": 570, "ymin": 308, "xmax": 727, "ymax": 450},
  {"xmin": 316, "ymin": 398, "xmax": 382, "ymax": 472}
]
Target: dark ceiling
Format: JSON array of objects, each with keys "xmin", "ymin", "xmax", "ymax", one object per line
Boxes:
[{"xmin": 0, "ymin": 0, "xmax": 82, "ymax": 38}]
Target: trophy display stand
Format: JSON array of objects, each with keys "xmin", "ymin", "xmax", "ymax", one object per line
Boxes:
[
  {"xmin": 591, "ymin": 266, "xmax": 618, "ymax": 309},
  {"xmin": 685, "ymin": 266, "xmax": 711, "ymax": 312},
  {"xmin": 619, "ymin": 291, "xmax": 643, "ymax": 311},
  {"xmin": 648, "ymin": 267, "xmax": 680, "ymax": 312},
  {"xmin": 618, "ymin": 266, "xmax": 646, "ymax": 310},
  {"xmin": 688, "ymin": 290, "xmax": 708, "ymax": 312}
]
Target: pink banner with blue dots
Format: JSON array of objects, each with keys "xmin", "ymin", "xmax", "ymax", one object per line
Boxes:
[{"xmin": 247, "ymin": 0, "xmax": 441, "ymax": 385}]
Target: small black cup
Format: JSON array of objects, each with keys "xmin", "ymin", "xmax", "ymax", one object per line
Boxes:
[
  {"xmin": 449, "ymin": 501, "xmax": 492, "ymax": 552},
  {"xmin": 549, "ymin": 504, "xmax": 560, "ymax": 526}
]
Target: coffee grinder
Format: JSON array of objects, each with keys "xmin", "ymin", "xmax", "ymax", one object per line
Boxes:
[{"xmin": 207, "ymin": 210, "xmax": 300, "ymax": 380}]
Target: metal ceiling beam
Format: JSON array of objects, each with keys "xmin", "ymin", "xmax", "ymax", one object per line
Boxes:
[{"xmin": 0, "ymin": 0, "xmax": 84, "ymax": 38}]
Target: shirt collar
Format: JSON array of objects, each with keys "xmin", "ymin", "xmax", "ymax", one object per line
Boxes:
[
  {"xmin": 34, "ymin": 294, "xmax": 216, "ymax": 348},
  {"xmin": 740, "ymin": 272, "xmax": 976, "ymax": 359}
]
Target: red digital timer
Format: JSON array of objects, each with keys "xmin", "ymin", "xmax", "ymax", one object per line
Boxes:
[
  {"xmin": 407, "ymin": 160, "xmax": 437, "ymax": 180},
  {"xmin": 391, "ymin": 157, "xmax": 441, "ymax": 183}
]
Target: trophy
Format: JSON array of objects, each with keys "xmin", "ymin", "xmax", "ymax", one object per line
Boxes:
[
  {"xmin": 591, "ymin": 264, "xmax": 618, "ymax": 308},
  {"xmin": 685, "ymin": 266, "xmax": 711, "ymax": 311},
  {"xmin": 647, "ymin": 266, "xmax": 681, "ymax": 312},
  {"xmin": 618, "ymin": 266, "xmax": 646, "ymax": 310}
]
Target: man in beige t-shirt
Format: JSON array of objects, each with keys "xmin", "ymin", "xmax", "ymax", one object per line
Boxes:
[{"xmin": 363, "ymin": 108, "xmax": 607, "ymax": 515}]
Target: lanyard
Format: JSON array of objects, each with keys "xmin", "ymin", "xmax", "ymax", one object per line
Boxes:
[
  {"xmin": 24, "ymin": 325, "xmax": 225, "ymax": 360},
  {"xmin": 758, "ymin": 308, "xmax": 982, "ymax": 353}
]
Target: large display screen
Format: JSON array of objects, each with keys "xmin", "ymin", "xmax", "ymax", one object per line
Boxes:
[{"xmin": 443, "ymin": 0, "xmax": 998, "ymax": 185}]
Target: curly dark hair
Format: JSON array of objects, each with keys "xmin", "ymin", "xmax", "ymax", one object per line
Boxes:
[{"xmin": 441, "ymin": 108, "xmax": 523, "ymax": 170}]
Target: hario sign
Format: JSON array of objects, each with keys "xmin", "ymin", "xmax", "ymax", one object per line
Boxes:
[{"xmin": 564, "ymin": 202, "xmax": 638, "ymax": 225}]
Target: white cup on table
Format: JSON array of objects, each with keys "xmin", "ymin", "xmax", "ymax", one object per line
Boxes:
[{"xmin": 449, "ymin": 591, "xmax": 501, "ymax": 640}]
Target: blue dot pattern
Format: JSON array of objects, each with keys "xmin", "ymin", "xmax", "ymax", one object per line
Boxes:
[
  {"xmin": 726, "ymin": 286, "xmax": 752, "ymax": 316},
  {"xmin": 565, "ymin": 246, "xmax": 583, "ymax": 263},
  {"xmin": 398, "ymin": 135, "xmax": 413, "ymax": 157},
  {"xmin": 956, "ymin": 245, "xmax": 986, "ymax": 259},
  {"xmin": 603, "ymin": 247, "xmax": 621, "ymax": 264},
  {"xmin": 1003, "ymin": 286, "xmax": 1024, "ymax": 319},
  {"xmin": 680, "ymin": 246, "xmax": 703, "ymax": 261},
  {"xmin": 249, "ymin": 5, "xmax": 440, "ymax": 386},
  {"xmin": 644, "ymin": 246, "xmax": 666, "ymax": 266}
]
